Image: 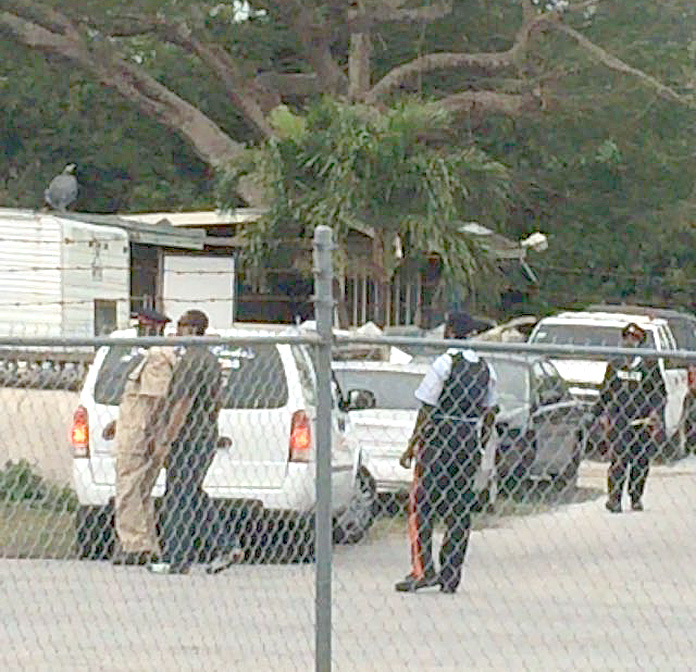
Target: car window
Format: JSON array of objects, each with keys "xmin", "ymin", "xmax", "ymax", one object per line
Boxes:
[
  {"xmin": 486, "ymin": 358, "xmax": 529, "ymax": 412},
  {"xmin": 531, "ymin": 323, "xmax": 656, "ymax": 348},
  {"xmin": 215, "ymin": 345, "xmax": 289, "ymax": 408},
  {"xmin": 93, "ymin": 346, "xmax": 145, "ymax": 406},
  {"xmin": 332, "ymin": 368, "xmax": 422, "ymax": 410},
  {"xmin": 665, "ymin": 317, "xmax": 696, "ymax": 350},
  {"xmin": 532, "ymin": 360, "xmax": 568, "ymax": 404},
  {"xmin": 290, "ymin": 344, "xmax": 317, "ymax": 406},
  {"xmin": 94, "ymin": 343, "xmax": 289, "ymax": 409},
  {"xmin": 656, "ymin": 325, "xmax": 673, "ymax": 350}
]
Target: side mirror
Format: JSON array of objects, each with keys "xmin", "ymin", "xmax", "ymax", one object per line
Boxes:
[
  {"xmin": 345, "ymin": 389, "xmax": 376, "ymax": 411},
  {"xmin": 538, "ymin": 386, "xmax": 565, "ymax": 406}
]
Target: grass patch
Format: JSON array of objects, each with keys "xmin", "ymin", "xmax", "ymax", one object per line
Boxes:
[
  {"xmin": 0, "ymin": 503, "xmax": 76, "ymax": 559},
  {"xmin": 0, "ymin": 459, "xmax": 79, "ymax": 512},
  {"xmin": 0, "ymin": 460, "xmax": 79, "ymax": 559}
]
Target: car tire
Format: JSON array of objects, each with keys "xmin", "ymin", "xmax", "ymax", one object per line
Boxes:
[
  {"xmin": 246, "ymin": 509, "xmax": 315, "ymax": 564},
  {"xmin": 75, "ymin": 504, "xmax": 116, "ymax": 560},
  {"xmin": 333, "ymin": 468, "xmax": 377, "ymax": 545},
  {"xmin": 554, "ymin": 432, "xmax": 584, "ymax": 492},
  {"xmin": 495, "ymin": 440, "xmax": 534, "ymax": 499}
]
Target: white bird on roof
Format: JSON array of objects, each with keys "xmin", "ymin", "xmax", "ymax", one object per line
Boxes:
[{"xmin": 44, "ymin": 163, "xmax": 78, "ymax": 212}]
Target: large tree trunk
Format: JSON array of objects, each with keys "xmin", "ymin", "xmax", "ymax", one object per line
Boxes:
[{"xmin": 348, "ymin": 33, "xmax": 372, "ymax": 102}]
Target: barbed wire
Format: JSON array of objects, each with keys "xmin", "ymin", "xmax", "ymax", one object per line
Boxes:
[
  {"xmin": 0, "ymin": 265, "xmax": 239, "ymax": 275},
  {"xmin": 0, "ymin": 236, "xmax": 128, "ymax": 244},
  {"xmin": 0, "ymin": 297, "xmax": 236, "ymax": 308}
]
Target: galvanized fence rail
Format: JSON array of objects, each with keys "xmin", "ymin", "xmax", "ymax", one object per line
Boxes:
[{"xmin": 0, "ymin": 227, "xmax": 695, "ymax": 670}]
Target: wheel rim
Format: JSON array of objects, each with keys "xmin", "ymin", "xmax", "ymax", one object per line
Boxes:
[{"xmin": 339, "ymin": 472, "xmax": 374, "ymax": 532}]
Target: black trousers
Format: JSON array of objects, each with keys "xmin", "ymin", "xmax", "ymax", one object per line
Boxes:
[
  {"xmin": 408, "ymin": 422, "xmax": 481, "ymax": 592},
  {"xmin": 160, "ymin": 436, "xmax": 218, "ymax": 570},
  {"xmin": 607, "ymin": 427, "xmax": 654, "ymax": 505}
]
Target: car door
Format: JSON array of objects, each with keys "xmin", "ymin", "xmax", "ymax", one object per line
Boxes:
[
  {"xmin": 656, "ymin": 324, "xmax": 688, "ymax": 438},
  {"xmin": 529, "ymin": 359, "xmax": 586, "ymax": 479}
]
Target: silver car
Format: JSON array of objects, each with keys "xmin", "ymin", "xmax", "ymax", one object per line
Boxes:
[
  {"xmin": 332, "ymin": 360, "xmax": 497, "ymax": 500},
  {"xmin": 488, "ymin": 353, "xmax": 588, "ymax": 494}
]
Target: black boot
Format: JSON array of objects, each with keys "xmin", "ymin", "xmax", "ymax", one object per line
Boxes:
[
  {"xmin": 395, "ymin": 572, "xmax": 440, "ymax": 593},
  {"xmin": 605, "ymin": 499, "xmax": 622, "ymax": 514}
]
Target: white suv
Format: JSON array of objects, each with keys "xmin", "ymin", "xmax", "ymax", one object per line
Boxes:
[
  {"xmin": 528, "ymin": 311, "xmax": 689, "ymax": 454},
  {"xmin": 70, "ymin": 329, "xmax": 376, "ymax": 562}
]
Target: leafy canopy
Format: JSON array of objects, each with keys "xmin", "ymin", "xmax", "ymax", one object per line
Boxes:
[{"xmin": 219, "ymin": 99, "xmax": 511, "ymax": 303}]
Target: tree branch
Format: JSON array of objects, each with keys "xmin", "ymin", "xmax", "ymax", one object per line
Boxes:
[
  {"xmin": 347, "ymin": 0, "xmax": 453, "ymax": 31},
  {"xmin": 3, "ymin": 0, "xmax": 78, "ymax": 37},
  {"xmin": 87, "ymin": 14, "xmax": 159, "ymax": 38},
  {"xmin": 550, "ymin": 22, "xmax": 687, "ymax": 104},
  {"xmin": 285, "ymin": 5, "xmax": 348, "ymax": 95},
  {"xmin": 0, "ymin": 9, "xmax": 260, "ymax": 187},
  {"xmin": 348, "ymin": 32, "xmax": 372, "ymax": 101},
  {"xmin": 434, "ymin": 91, "xmax": 536, "ymax": 117},
  {"xmin": 151, "ymin": 20, "xmax": 276, "ymax": 137},
  {"xmin": 255, "ymin": 72, "xmax": 321, "ymax": 98},
  {"xmin": 365, "ymin": 9, "xmax": 548, "ymax": 103}
]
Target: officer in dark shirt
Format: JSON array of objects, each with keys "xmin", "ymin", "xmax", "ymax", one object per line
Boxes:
[
  {"xmin": 148, "ymin": 309, "xmax": 223, "ymax": 574},
  {"xmin": 593, "ymin": 322, "xmax": 667, "ymax": 513}
]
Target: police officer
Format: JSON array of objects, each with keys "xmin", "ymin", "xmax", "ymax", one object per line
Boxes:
[
  {"xmin": 106, "ymin": 308, "xmax": 179, "ymax": 565},
  {"xmin": 396, "ymin": 311, "xmax": 497, "ymax": 594},
  {"xmin": 593, "ymin": 322, "xmax": 666, "ymax": 513}
]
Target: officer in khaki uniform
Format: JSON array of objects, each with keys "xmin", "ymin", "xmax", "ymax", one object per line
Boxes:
[{"xmin": 107, "ymin": 309, "xmax": 179, "ymax": 565}]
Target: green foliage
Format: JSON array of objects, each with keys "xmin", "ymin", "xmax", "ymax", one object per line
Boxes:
[
  {"xmin": 219, "ymin": 99, "xmax": 512, "ymax": 306},
  {"xmin": 4, "ymin": 0, "xmax": 696, "ymax": 318},
  {"xmin": 0, "ymin": 460, "xmax": 78, "ymax": 513}
]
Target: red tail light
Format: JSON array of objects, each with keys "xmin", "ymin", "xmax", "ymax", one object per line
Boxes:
[
  {"xmin": 289, "ymin": 410, "xmax": 311, "ymax": 463},
  {"xmin": 71, "ymin": 405, "xmax": 90, "ymax": 458},
  {"xmin": 689, "ymin": 366, "xmax": 696, "ymax": 392}
]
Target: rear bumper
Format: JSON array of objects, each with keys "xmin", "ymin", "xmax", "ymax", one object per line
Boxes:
[
  {"xmin": 363, "ymin": 455, "xmax": 412, "ymax": 494},
  {"xmin": 73, "ymin": 459, "xmax": 355, "ymax": 512},
  {"xmin": 364, "ymin": 454, "xmax": 495, "ymax": 495}
]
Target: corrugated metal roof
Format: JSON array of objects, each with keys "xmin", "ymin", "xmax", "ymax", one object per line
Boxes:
[
  {"xmin": 60, "ymin": 212, "xmax": 207, "ymax": 250},
  {"xmin": 122, "ymin": 209, "xmax": 268, "ymax": 228}
]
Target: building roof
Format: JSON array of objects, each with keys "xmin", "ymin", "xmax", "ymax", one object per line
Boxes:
[
  {"xmin": 60, "ymin": 212, "xmax": 207, "ymax": 250},
  {"xmin": 122, "ymin": 209, "xmax": 268, "ymax": 228}
]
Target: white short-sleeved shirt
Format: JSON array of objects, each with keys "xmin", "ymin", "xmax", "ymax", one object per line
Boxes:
[{"xmin": 414, "ymin": 348, "xmax": 497, "ymax": 408}]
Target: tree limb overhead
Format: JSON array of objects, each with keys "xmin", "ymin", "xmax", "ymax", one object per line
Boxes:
[{"xmin": 550, "ymin": 22, "xmax": 688, "ymax": 105}]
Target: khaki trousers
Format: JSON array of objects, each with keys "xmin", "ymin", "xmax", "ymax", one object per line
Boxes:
[{"xmin": 114, "ymin": 396, "xmax": 169, "ymax": 553}]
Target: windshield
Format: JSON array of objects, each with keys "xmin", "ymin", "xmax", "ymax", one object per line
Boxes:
[
  {"xmin": 487, "ymin": 358, "xmax": 529, "ymax": 412},
  {"xmin": 94, "ymin": 343, "xmax": 289, "ymax": 409},
  {"xmin": 531, "ymin": 324, "xmax": 656, "ymax": 348},
  {"xmin": 332, "ymin": 368, "xmax": 422, "ymax": 410}
]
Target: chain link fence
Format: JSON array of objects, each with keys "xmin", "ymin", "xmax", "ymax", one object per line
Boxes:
[{"xmin": 2, "ymin": 229, "xmax": 696, "ymax": 670}]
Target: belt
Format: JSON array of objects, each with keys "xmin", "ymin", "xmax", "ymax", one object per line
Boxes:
[{"xmin": 431, "ymin": 414, "xmax": 482, "ymax": 425}]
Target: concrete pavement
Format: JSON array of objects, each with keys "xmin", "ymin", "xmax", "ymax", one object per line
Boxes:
[{"xmin": 1, "ymin": 458, "xmax": 695, "ymax": 671}]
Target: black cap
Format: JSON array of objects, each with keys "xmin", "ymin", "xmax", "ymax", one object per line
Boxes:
[
  {"xmin": 178, "ymin": 309, "xmax": 209, "ymax": 331},
  {"xmin": 134, "ymin": 308, "xmax": 171, "ymax": 324},
  {"xmin": 621, "ymin": 322, "xmax": 647, "ymax": 343},
  {"xmin": 445, "ymin": 311, "xmax": 491, "ymax": 339}
]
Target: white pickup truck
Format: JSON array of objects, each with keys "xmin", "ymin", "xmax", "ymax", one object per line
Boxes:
[{"xmin": 528, "ymin": 311, "xmax": 689, "ymax": 456}]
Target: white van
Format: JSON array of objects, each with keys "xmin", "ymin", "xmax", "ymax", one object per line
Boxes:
[
  {"xmin": 70, "ymin": 329, "xmax": 376, "ymax": 561},
  {"xmin": 528, "ymin": 311, "xmax": 689, "ymax": 454}
]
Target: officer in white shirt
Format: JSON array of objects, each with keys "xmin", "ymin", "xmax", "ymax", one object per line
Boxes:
[{"xmin": 396, "ymin": 312, "xmax": 497, "ymax": 594}]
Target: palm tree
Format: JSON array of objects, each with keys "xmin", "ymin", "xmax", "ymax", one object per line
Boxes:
[{"xmin": 219, "ymin": 99, "xmax": 512, "ymax": 321}]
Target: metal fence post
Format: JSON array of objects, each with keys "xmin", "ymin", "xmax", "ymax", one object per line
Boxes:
[{"xmin": 313, "ymin": 225, "xmax": 334, "ymax": 672}]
